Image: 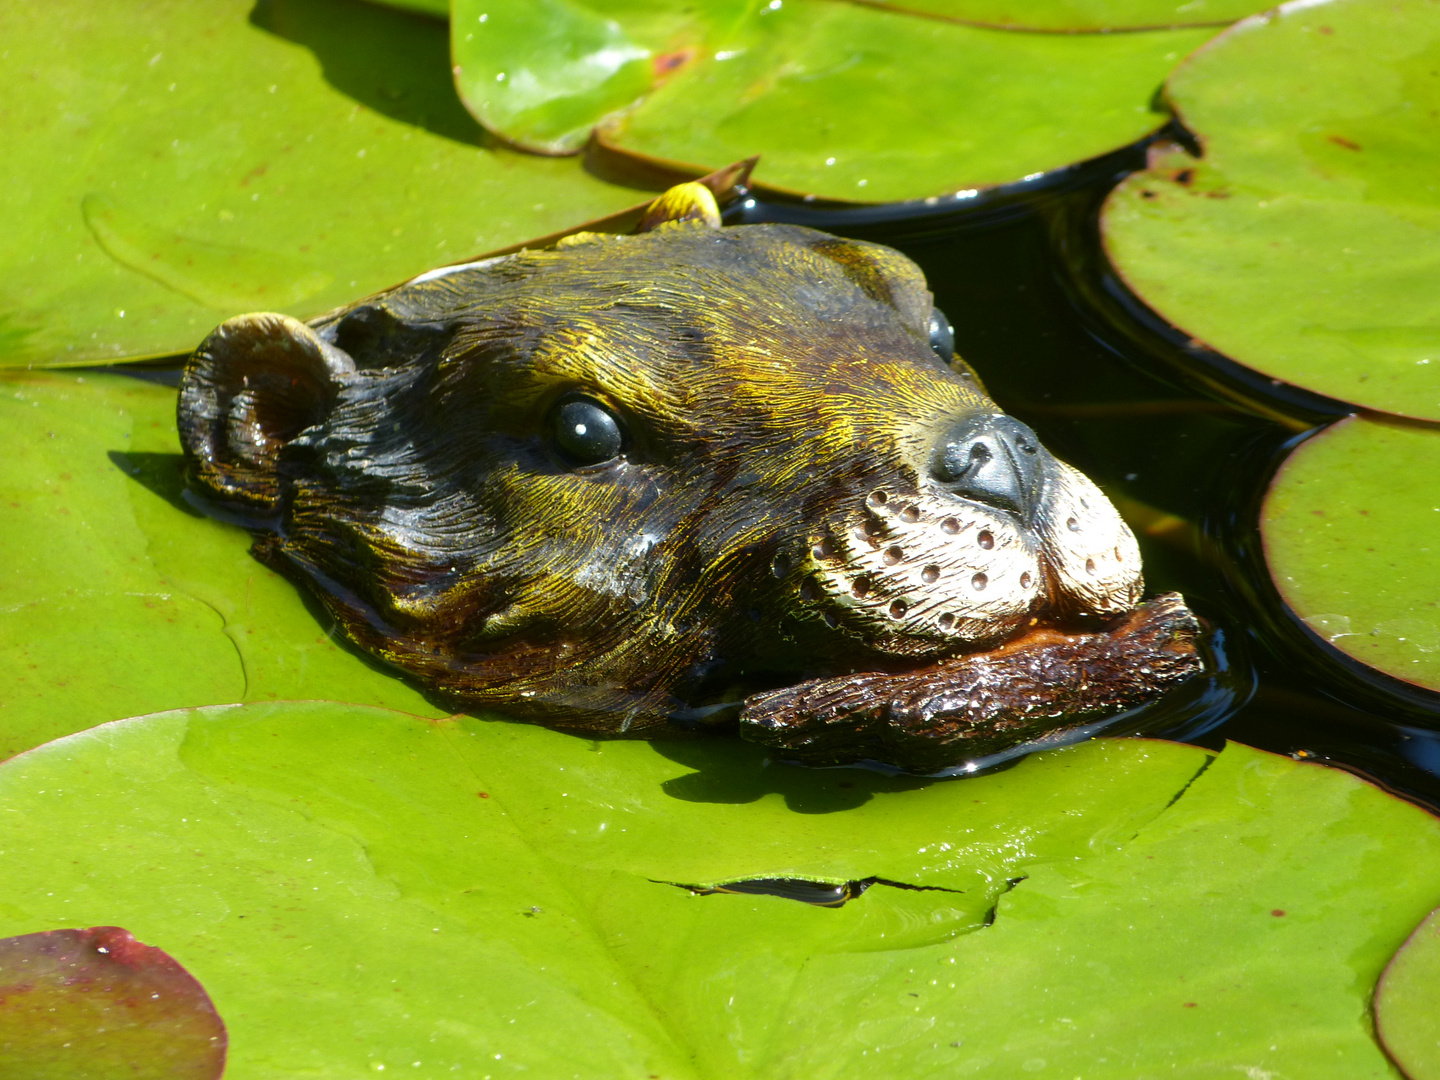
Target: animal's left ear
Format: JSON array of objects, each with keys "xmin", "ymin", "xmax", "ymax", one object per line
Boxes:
[
  {"xmin": 636, "ymin": 181, "xmax": 722, "ymax": 232},
  {"xmin": 178, "ymin": 312, "xmax": 355, "ymax": 511}
]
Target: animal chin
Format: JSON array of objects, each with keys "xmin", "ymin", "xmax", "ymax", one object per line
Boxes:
[
  {"xmin": 780, "ymin": 460, "xmax": 1144, "ymax": 661},
  {"xmin": 1035, "ymin": 460, "xmax": 1146, "ymax": 620}
]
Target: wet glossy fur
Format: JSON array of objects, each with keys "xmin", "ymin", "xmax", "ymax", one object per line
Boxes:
[{"xmin": 178, "ymin": 218, "xmax": 1143, "ymax": 735}]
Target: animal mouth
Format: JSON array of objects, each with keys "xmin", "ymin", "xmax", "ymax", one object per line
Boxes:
[
  {"xmin": 786, "ymin": 460, "xmax": 1144, "ymax": 661},
  {"xmin": 739, "ymin": 592, "xmax": 1206, "ymax": 773},
  {"xmin": 797, "ymin": 485, "xmax": 1043, "ymax": 657}
]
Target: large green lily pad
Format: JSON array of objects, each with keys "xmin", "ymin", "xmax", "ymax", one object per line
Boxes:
[
  {"xmin": 0, "ymin": 702, "xmax": 1435, "ymax": 1076},
  {"xmin": 0, "ymin": 0, "xmax": 638, "ymax": 368},
  {"xmin": 1102, "ymin": 0, "xmax": 1440, "ymax": 420},
  {"xmin": 453, "ymin": 0, "xmax": 1213, "ymax": 200},
  {"xmin": 1261, "ymin": 415, "xmax": 1440, "ymax": 695},
  {"xmin": 0, "ymin": 370, "xmax": 445, "ymax": 762},
  {"xmin": 1377, "ymin": 905, "xmax": 1440, "ymax": 1080},
  {"xmin": 852, "ymin": 0, "xmax": 1262, "ymax": 31}
]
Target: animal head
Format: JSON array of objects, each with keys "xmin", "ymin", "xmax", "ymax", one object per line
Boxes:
[{"xmin": 178, "ymin": 185, "xmax": 1143, "ymax": 733}]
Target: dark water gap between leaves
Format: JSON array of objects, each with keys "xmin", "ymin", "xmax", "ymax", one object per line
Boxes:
[{"xmin": 99, "ymin": 125, "xmax": 1440, "ymax": 811}]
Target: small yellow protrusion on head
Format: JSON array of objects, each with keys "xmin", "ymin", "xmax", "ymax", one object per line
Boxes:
[{"xmin": 636, "ymin": 182, "xmax": 722, "ymax": 233}]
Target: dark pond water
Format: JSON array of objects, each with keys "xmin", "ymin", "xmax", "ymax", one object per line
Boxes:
[{"xmin": 721, "ymin": 132, "xmax": 1440, "ymax": 811}]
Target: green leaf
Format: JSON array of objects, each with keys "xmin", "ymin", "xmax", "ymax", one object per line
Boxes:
[
  {"xmin": 0, "ymin": 926, "xmax": 226, "ymax": 1080},
  {"xmin": 852, "ymin": 0, "xmax": 1264, "ymax": 31},
  {"xmin": 0, "ymin": 370, "xmax": 446, "ymax": 762},
  {"xmin": 453, "ymin": 0, "xmax": 1214, "ymax": 200},
  {"xmin": 372, "ymin": 0, "xmax": 450, "ymax": 17},
  {"xmin": 0, "ymin": 0, "xmax": 639, "ymax": 368},
  {"xmin": 452, "ymin": 0, "xmax": 661, "ymax": 154},
  {"xmin": 1102, "ymin": 0, "xmax": 1440, "ymax": 419},
  {"xmin": 1261, "ymin": 415, "xmax": 1440, "ymax": 695},
  {"xmin": 0, "ymin": 703, "xmax": 1434, "ymax": 1076},
  {"xmin": 1377, "ymin": 905, "xmax": 1440, "ymax": 1080}
]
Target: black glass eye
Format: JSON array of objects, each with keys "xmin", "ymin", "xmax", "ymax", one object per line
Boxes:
[
  {"xmin": 928, "ymin": 306, "xmax": 955, "ymax": 362},
  {"xmin": 551, "ymin": 397, "xmax": 624, "ymax": 467}
]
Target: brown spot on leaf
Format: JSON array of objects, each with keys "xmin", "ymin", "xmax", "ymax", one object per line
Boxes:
[
  {"xmin": 653, "ymin": 47, "xmax": 697, "ymax": 78},
  {"xmin": 1328, "ymin": 134, "xmax": 1362, "ymax": 151}
]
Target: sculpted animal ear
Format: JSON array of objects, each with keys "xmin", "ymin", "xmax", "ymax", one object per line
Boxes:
[
  {"xmin": 636, "ymin": 181, "xmax": 722, "ymax": 232},
  {"xmin": 178, "ymin": 312, "xmax": 355, "ymax": 510}
]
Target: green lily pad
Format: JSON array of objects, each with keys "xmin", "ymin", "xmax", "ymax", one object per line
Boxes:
[
  {"xmin": 0, "ymin": 0, "xmax": 638, "ymax": 368},
  {"xmin": 0, "ymin": 370, "xmax": 445, "ymax": 762},
  {"xmin": 373, "ymin": 0, "xmax": 449, "ymax": 17},
  {"xmin": 1377, "ymin": 906, "xmax": 1440, "ymax": 1080},
  {"xmin": 0, "ymin": 702, "xmax": 1435, "ymax": 1076},
  {"xmin": 852, "ymin": 0, "xmax": 1262, "ymax": 31},
  {"xmin": 0, "ymin": 926, "xmax": 227, "ymax": 1080},
  {"xmin": 453, "ymin": 0, "xmax": 1213, "ymax": 200},
  {"xmin": 1261, "ymin": 415, "xmax": 1440, "ymax": 695},
  {"xmin": 1101, "ymin": 0, "xmax": 1440, "ymax": 420}
]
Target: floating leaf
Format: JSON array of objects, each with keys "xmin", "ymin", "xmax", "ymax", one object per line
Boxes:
[
  {"xmin": 452, "ymin": 0, "xmax": 660, "ymax": 153},
  {"xmin": 0, "ymin": 926, "xmax": 226, "ymax": 1080},
  {"xmin": 850, "ymin": 0, "xmax": 1263, "ymax": 31},
  {"xmin": 372, "ymin": 0, "xmax": 449, "ymax": 16},
  {"xmin": 81, "ymin": 194, "xmax": 333, "ymax": 311},
  {"xmin": 454, "ymin": 0, "xmax": 1213, "ymax": 200},
  {"xmin": 1377, "ymin": 906, "xmax": 1440, "ymax": 1080},
  {"xmin": 1261, "ymin": 415, "xmax": 1440, "ymax": 694},
  {"xmin": 0, "ymin": 370, "xmax": 445, "ymax": 762},
  {"xmin": 0, "ymin": 0, "xmax": 638, "ymax": 367},
  {"xmin": 1102, "ymin": 0, "xmax": 1440, "ymax": 419},
  {"xmin": 0, "ymin": 701, "xmax": 1435, "ymax": 1075}
]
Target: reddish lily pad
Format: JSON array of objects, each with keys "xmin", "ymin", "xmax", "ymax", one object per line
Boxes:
[{"xmin": 0, "ymin": 926, "xmax": 225, "ymax": 1079}]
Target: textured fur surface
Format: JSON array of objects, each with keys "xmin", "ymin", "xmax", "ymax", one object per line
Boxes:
[{"xmin": 178, "ymin": 215, "xmax": 1148, "ymax": 737}]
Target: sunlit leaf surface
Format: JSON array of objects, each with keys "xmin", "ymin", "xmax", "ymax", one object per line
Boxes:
[
  {"xmin": 1262, "ymin": 415, "xmax": 1440, "ymax": 694},
  {"xmin": 0, "ymin": 703, "xmax": 1433, "ymax": 1077},
  {"xmin": 452, "ymin": 0, "xmax": 1213, "ymax": 200},
  {"xmin": 1377, "ymin": 905, "xmax": 1440, "ymax": 1080},
  {"xmin": 1102, "ymin": 0, "xmax": 1440, "ymax": 419},
  {"xmin": 0, "ymin": 0, "xmax": 638, "ymax": 367},
  {"xmin": 0, "ymin": 371, "xmax": 445, "ymax": 761},
  {"xmin": 374, "ymin": 0, "xmax": 449, "ymax": 16},
  {"xmin": 0, "ymin": 926, "xmax": 226, "ymax": 1080},
  {"xmin": 854, "ymin": 0, "xmax": 1264, "ymax": 30}
]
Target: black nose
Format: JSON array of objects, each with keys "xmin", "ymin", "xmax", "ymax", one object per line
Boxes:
[{"xmin": 930, "ymin": 414, "xmax": 1046, "ymax": 518}]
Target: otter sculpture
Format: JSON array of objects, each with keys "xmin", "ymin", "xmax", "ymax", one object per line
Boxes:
[{"xmin": 177, "ymin": 179, "xmax": 1201, "ymax": 772}]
